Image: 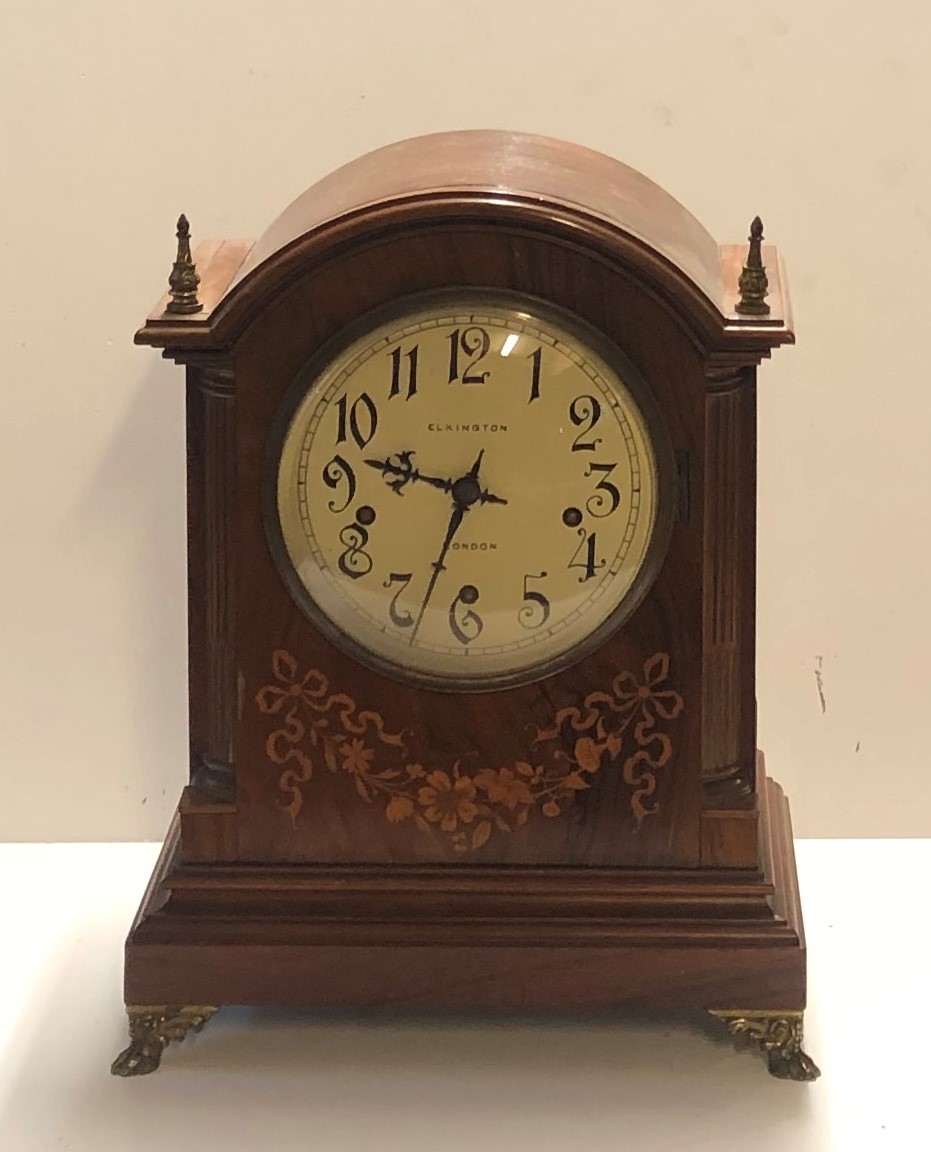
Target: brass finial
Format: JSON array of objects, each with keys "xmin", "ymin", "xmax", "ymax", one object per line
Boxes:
[
  {"xmin": 735, "ymin": 216, "xmax": 770, "ymax": 316},
  {"xmin": 166, "ymin": 214, "xmax": 203, "ymax": 315}
]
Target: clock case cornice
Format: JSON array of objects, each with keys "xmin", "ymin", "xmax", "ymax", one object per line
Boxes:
[{"xmin": 135, "ymin": 131, "xmax": 793, "ymax": 370}]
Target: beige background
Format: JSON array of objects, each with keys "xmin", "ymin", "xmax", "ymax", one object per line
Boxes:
[{"xmin": 1, "ymin": 1, "xmax": 928, "ymax": 841}]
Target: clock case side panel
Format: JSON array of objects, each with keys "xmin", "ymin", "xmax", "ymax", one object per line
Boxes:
[
  {"xmin": 178, "ymin": 359, "xmax": 239, "ymax": 861},
  {"xmin": 699, "ymin": 363, "xmax": 761, "ymax": 868},
  {"xmin": 230, "ymin": 219, "xmax": 707, "ymax": 869}
]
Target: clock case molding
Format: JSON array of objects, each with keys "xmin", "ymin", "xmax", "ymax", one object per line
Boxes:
[{"xmin": 124, "ymin": 132, "xmax": 807, "ymax": 1062}]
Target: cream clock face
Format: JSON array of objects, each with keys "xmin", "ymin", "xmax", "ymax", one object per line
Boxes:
[{"xmin": 271, "ymin": 294, "xmax": 666, "ymax": 689}]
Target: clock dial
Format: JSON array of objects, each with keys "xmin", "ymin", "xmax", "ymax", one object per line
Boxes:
[{"xmin": 272, "ymin": 295, "xmax": 666, "ymax": 688}]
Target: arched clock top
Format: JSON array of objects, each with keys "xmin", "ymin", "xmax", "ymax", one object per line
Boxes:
[
  {"xmin": 232, "ymin": 131, "xmax": 722, "ymax": 299},
  {"xmin": 136, "ymin": 131, "xmax": 793, "ymax": 357}
]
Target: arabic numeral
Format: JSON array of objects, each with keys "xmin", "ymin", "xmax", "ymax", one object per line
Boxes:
[
  {"xmin": 449, "ymin": 584, "xmax": 483, "ymax": 645},
  {"xmin": 448, "ymin": 327, "xmax": 491, "ymax": 384},
  {"xmin": 518, "ymin": 572, "xmax": 550, "ymax": 629},
  {"xmin": 568, "ymin": 529, "xmax": 605, "ymax": 583},
  {"xmin": 337, "ymin": 521, "xmax": 373, "ymax": 579},
  {"xmin": 383, "ymin": 571, "xmax": 415, "ymax": 628},
  {"xmin": 527, "ymin": 346, "xmax": 542, "ymax": 403},
  {"xmin": 569, "ymin": 395, "xmax": 603, "ymax": 451},
  {"xmin": 584, "ymin": 462, "xmax": 621, "ymax": 517},
  {"xmin": 388, "ymin": 344, "xmax": 418, "ymax": 400},
  {"xmin": 336, "ymin": 392, "xmax": 378, "ymax": 449},
  {"xmin": 321, "ymin": 454, "xmax": 356, "ymax": 514}
]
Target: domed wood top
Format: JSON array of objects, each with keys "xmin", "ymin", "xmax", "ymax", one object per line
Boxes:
[{"xmin": 232, "ymin": 130, "xmax": 723, "ymax": 305}]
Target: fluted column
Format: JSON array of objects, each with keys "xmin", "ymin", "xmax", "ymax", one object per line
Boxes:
[
  {"xmin": 702, "ymin": 365, "xmax": 756, "ymax": 805},
  {"xmin": 186, "ymin": 361, "xmax": 236, "ymax": 803}
]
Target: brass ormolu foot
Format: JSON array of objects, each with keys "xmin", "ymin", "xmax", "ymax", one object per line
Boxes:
[
  {"xmin": 111, "ymin": 1005, "xmax": 218, "ymax": 1076},
  {"xmin": 710, "ymin": 1010, "xmax": 821, "ymax": 1082}
]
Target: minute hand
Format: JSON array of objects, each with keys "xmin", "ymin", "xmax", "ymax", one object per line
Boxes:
[
  {"xmin": 409, "ymin": 502, "xmax": 466, "ymax": 643},
  {"xmin": 409, "ymin": 448, "xmax": 506, "ymax": 643}
]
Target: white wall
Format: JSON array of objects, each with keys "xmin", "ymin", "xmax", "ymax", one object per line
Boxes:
[{"xmin": 2, "ymin": 1, "xmax": 929, "ymax": 841}]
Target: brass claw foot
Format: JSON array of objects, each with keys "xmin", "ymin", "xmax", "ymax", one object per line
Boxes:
[
  {"xmin": 710, "ymin": 1010, "xmax": 821, "ymax": 1082},
  {"xmin": 111, "ymin": 1005, "xmax": 218, "ymax": 1077}
]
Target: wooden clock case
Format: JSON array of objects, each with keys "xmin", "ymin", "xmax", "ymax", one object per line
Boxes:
[{"xmin": 115, "ymin": 131, "xmax": 817, "ymax": 1080}]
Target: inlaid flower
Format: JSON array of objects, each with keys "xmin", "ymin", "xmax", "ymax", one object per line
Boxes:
[
  {"xmin": 418, "ymin": 770, "xmax": 479, "ymax": 831},
  {"xmin": 573, "ymin": 736, "xmax": 606, "ymax": 772},
  {"xmin": 340, "ymin": 738, "xmax": 374, "ymax": 776},
  {"xmin": 474, "ymin": 766, "xmax": 534, "ymax": 809}
]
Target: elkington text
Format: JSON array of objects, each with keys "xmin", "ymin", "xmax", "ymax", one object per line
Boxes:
[{"xmin": 427, "ymin": 423, "xmax": 509, "ymax": 433}]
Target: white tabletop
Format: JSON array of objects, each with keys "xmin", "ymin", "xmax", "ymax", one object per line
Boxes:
[{"xmin": 0, "ymin": 839, "xmax": 924, "ymax": 1151}]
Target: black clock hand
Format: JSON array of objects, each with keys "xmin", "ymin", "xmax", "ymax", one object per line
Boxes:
[
  {"xmin": 409, "ymin": 449, "xmax": 510, "ymax": 643},
  {"xmin": 444, "ymin": 449, "xmax": 509, "ymax": 509},
  {"xmin": 365, "ymin": 450, "xmax": 508, "ymax": 505},
  {"xmin": 409, "ymin": 501, "xmax": 467, "ymax": 643},
  {"xmin": 364, "ymin": 451, "xmax": 453, "ymax": 496}
]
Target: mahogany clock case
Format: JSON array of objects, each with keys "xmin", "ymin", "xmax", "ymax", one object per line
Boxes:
[{"xmin": 122, "ymin": 132, "xmax": 808, "ymax": 1069}]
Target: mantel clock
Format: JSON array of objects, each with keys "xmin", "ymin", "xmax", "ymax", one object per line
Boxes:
[{"xmin": 113, "ymin": 132, "xmax": 818, "ymax": 1081}]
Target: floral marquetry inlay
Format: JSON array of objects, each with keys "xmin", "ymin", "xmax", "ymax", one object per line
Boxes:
[{"xmin": 255, "ymin": 651, "xmax": 684, "ymax": 854}]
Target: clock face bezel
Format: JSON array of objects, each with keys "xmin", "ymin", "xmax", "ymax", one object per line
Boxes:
[{"xmin": 263, "ymin": 288, "xmax": 676, "ymax": 694}]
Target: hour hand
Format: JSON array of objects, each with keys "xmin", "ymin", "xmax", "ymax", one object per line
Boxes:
[{"xmin": 364, "ymin": 451, "xmax": 452, "ymax": 497}]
